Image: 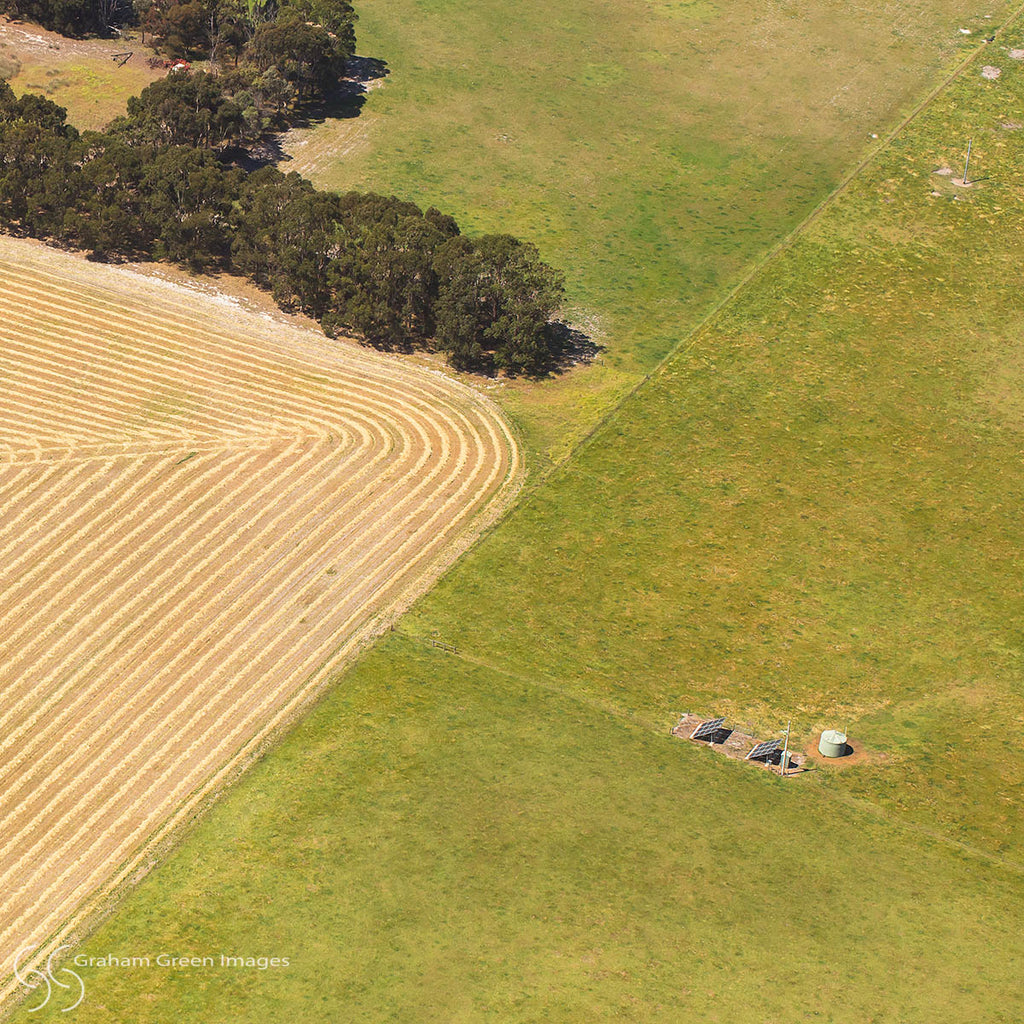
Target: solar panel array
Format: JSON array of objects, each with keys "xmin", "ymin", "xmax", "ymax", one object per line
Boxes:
[
  {"xmin": 690, "ymin": 716, "xmax": 726, "ymax": 741},
  {"xmin": 746, "ymin": 738, "xmax": 782, "ymax": 761}
]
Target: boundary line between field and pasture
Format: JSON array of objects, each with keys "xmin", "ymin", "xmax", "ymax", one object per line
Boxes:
[
  {"xmin": 0, "ymin": 237, "xmax": 528, "ymax": 1017},
  {"xmin": 403, "ymin": 4, "xmax": 1024, "ymax": 877},
  {"xmin": 4, "ymin": 12, "xmax": 1023, "ymax": 1006},
  {"xmin": 348, "ymin": 10, "xmax": 1024, "ymax": 892},
  {"xmin": 522, "ymin": 0, "xmax": 1024, "ymax": 497},
  {"xmin": 0, "ymin": 439, "xmax": 525, "ymax": 1019}
]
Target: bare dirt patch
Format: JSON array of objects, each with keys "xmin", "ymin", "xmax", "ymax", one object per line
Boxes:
[
  {"xmin": 126, "ymin": 260, "xmax": 335, "ymax": 335},
  {"xmin": 672, "ymin": 713, "xmax": 810, "ymax": 776},
  {"xmin": 803, "ymin": 734, "xmax": 888, "ymax": 769}
]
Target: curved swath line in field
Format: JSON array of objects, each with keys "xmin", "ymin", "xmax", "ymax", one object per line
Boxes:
[
  {"xmin": 3, "ymin": 261, "xmax": 473, "ymax": 427},
  {"xmin": 0, "ymin": 295, "xmax": 460, "ymax": 460},
  {"xmin": 0, "ymin": 318, "xmax": 299, "ymax": 441},
  {"xmin": 236, "ymin": 418, "xmax": 507, "ymax": 714},
  {"xmin": 0, "ymin": 432, "xmax": 369, "ymax": 661},
  {"xmin": 0, "ymin": 411, "xmax": 414, "ymax": 692},
  {"xmin": 135, "ymin": 395, "xmax": 516, "ymax": 835},
  {"xmin": 1, "ymin": 268, "xmax": 495, "ymax": 468},
  {"xmin": 0, "ymin": 374, "xmax": 503, "ymax": 937},
  {"xmin": 0, "ymin": 273, "xmax": 355, "ymax": 417},
  {"xmin": 0, "ymin": 435, "xmax": 391, "ymax": 791},
  {"xmin": 0, "ymin": 406, "xmax": 441, "ymax": 820},
  {"xmin": 0, "ymin": 380, "xmax": 403, "ymax": 569},
  {"xmin": 1, "ymin": 290, "xmax": 499, "ymax": 561},
  {"xmin": 0, "ymin": 237, "xmax": 520, "ymax": 999},
  {"xmin": 0, "ymin": 415, "xmax": 503, "ymax": 950},
  {"xmin": 0, "ymin": 421, "xmax": 388, "ymax": 691},
  {"xmin": 0, "ymin": 304, "xmax": 321, "ymax": 439},
  {"xmin": 162, "ymin": 390, "xmax": 512, "ymax": 757},
  {"xmin": 0, "ymin": 320, "xmax": 325, "ymax": 440},
  {"xmin": 0, "ymin": 305, "xmax": 447, "ymax": 460}
]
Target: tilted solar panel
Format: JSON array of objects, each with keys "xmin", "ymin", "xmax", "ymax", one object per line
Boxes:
[
  {"xmin": 746, "ymin": 738, "xmax": 782, "ymax": 761},
  {"xmin": 690, "ymin": 716, "xmax": 726, "ymax": 740}
]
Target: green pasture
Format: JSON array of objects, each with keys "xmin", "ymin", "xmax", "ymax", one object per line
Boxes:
[
  {"xmin": 14, "ymin": 9, "xmax": 1024, "ymax": 1023},
  {"xmin": 9, "ymin": 1, "xmax": 1024, "ymax": 1021},
  {"xmin": 283, "ymin": 0, "xmax": 1011, "ymax": 458},
  {"xmin": 12, "ymin": 637, "xmax": 1024, "ymax": 1024},
  {"xmin": 399, "ymin": 34, "xmax": 1024, "ymax": 855}
]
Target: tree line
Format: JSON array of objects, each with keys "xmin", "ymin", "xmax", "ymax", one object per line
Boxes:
[
  {"xmin": 0, "ymin": 0, "xmax": 355, "ymax": 74},
  {"xmin": 1, "ymin": 0, "xmax": 356, "ymax": 119},
  {"xmin": 0, "ymin": 0, "xmax": 122, "ymax": 36},
  {"xmin": 0, "ymin": 72, "xmax": 565, "ymax": 374}
]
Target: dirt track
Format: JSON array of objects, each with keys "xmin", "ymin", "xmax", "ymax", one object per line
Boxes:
[{"xmin": 0, "ymin": 235, "xmax": 520, "ymax": 1001}]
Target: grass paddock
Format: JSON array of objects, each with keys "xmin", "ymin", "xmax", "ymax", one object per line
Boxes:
[{"xmin": 6, "ymin": 0, "xmax": 1024, "ymax": 1020}]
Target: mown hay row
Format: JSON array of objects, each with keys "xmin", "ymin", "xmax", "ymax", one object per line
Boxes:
[{"xmin": 0, "ymin": 234, "xmax": 521, "ymax": 1001}]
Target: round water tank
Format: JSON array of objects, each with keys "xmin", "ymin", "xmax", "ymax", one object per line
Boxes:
[{"xmin": 818, "ymin": 729, "xmax": 848, "ymax": 758}]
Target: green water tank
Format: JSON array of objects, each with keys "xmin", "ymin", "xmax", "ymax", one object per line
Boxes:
[{"xmin": 818, "ymin": 729, "xmax": 848, "ymax": 758}]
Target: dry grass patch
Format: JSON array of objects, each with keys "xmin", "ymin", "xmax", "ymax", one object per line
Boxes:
[{"xmin": 0, "ymin": 17, "xmax": 162, "ymax": 128}]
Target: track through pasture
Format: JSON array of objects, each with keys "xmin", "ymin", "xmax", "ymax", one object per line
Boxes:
[{"xmin": 0, "ymin": 235, "xmax": 520, "ymax": 1002}]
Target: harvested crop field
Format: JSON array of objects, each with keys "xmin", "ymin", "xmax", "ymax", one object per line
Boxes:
[{"xmin": 0, "ymin": 235, "xmax": 519, "ymax": 1001}]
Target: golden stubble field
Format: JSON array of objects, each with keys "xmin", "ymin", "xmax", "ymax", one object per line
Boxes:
[{"xmin": 0, "ymin": 235, "xmax": 520, "ymax": 1001}]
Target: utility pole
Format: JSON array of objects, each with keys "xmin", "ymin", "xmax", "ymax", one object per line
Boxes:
[
  {"xmin": 963, "ymin": 138, "xmax": 973, "ymax": 186},
  {"xmin": 781, "ymin": 720, "xmax": 791, "ymax": 777}
]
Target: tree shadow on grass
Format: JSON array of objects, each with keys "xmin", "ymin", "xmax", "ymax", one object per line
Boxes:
[
  {"xmin": 224, "ymin": 133, "xmax": 287, "ymax": 171},
  {"xmin": 540, "ymin": 320, "xmax": 603, "ymax": 377},
  {"xmin": 233, "ymin": 55, "xmax": 389, "ymax": 171},
  {"xmin": 453, "ymin": 322, "xmax": 602, "ymax": 381},
  {"xmin": 279, "ymin": 55, "xmax": 389, "ymax": 134}
]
